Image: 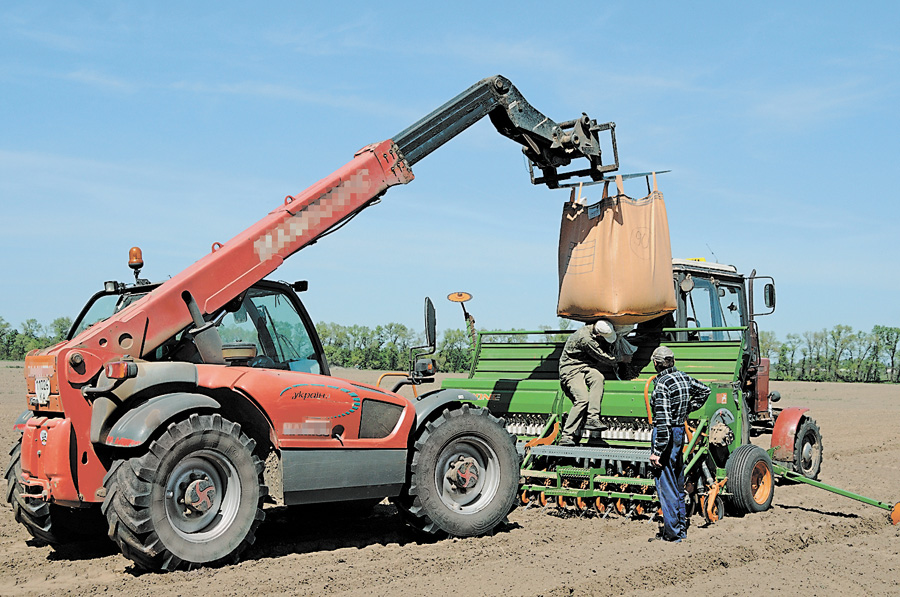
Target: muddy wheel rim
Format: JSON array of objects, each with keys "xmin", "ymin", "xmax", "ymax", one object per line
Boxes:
[
  {"xmin": 164, "ymin": 450, "xmax": 241, "ymax": 540},
  {"xmin": 434, "ymin": 435, "xmax": 500, "ymax": 514},
  {"xmin": 750, "ymin": 460, "xmax": 772, "ymax": 505},
  {"xmin": 800, "ymin": 430, "xmax": 821, "ymax": 475}
]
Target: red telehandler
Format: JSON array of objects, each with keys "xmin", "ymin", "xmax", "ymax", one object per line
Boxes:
[{"xmin": 7, "ymin": 76, "xmax": 619, "ymax": 571}]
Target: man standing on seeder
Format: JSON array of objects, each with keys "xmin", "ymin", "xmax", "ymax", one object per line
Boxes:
[{"xmin": 558, "ymin": 319, "xmax": 625, "ymax": 446}]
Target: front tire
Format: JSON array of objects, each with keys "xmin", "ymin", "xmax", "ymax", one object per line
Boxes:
[
  {"xmin": 5, "ymin": 440, "xmax": 104, "ymax": 545},
  {"xmin": 393, "ymin": 404, "xmax": 519, "ymax": 537},
  {"xmin": 793, "ymin": 418, "xmax": 823, "ymax": 480},
  {"xmin": 102, "ymin": 414, "xmax": 266, "ymax": 571}
]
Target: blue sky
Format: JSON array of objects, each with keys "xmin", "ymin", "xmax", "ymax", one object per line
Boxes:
[{"xmin": 1, "ymin": 2, "xmax": 897, "ymax": 339}]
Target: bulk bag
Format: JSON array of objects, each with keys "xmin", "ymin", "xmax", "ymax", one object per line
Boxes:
[{"xmin": 557, "ymin": 173, "xmax": 676, "ymax": 324}]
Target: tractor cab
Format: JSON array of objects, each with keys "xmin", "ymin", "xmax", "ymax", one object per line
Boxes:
[
  {"xmin": 671, "ymin": 258, "xmax": 777, "ymax": 426},
  {"xmin": 67, "ymin": 254, "xmax": 329, "ymax": 375}
]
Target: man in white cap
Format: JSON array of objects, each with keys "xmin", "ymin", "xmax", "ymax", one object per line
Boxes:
[
  {"xmin": 648, "ymin": 345, "xmax": 710, "ymax": 542},
  {"xmin": 557, "ymin": 319, "xmax": 621, "ymax": 446}
]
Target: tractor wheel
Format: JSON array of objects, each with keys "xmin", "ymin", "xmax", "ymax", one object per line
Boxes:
[
  {"xmin": 726, "ymin": 444, "xmax": 774, "ymax": 514},
  {"xmin": 393, "ymin": 404, "xmax": 519, "ymax": 537},
  {"xmin": 102, "ymin": 414, "xmax": 266, "ymax": 571},
  {"xmin": 5, "ymin": 440, "xmax": 105, "ymax": 545},
  {"xmin": 793, "ymin": 418, "xmax": 823, "ymax": 480}
]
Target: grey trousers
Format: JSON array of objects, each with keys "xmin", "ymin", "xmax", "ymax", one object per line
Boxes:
[{"xmin": 560, "ymin": 367, "xmax": 606, "ymax": 440}]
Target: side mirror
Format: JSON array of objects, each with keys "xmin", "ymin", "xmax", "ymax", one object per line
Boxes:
[
  {"xmin": 764, "ymin": 283, "xmax": 776, "ymax": 309},
  {"xmin": 424, "ymin": 297, "xmax": 436, "ymax": 351},
  {"xmin": 750, "ymin": 275, "xmax": 776, "ymax": 318}
]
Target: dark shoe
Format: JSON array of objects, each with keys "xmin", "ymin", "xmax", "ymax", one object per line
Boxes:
[
  {"xmin": 648, "ymin": 533, "xmax": 681, "ymax": 543},
  {"xmin": 583, "ymin": 416, "xmax": 607, "ymax": 432},
  {"xmin": 558, "ymin": 437, "xmax": 576, "ymax": 447}
]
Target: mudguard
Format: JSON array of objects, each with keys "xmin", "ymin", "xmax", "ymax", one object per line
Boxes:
[
  {"xmin": 771, "ymin": 406, "xmax": 809, "ymax": 461},
  {"xmin": 12, "ymin": 410, "xmax": 32, "ymax": 433},
  {"xmin": 102, "ymin": 392, "xmax": 220, "ymax": 448},
  {"xmin": 412, "ymin": 388, "xmax": 479, "ymax": 431}
]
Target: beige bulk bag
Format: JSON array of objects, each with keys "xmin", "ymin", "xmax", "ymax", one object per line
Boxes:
[{"xmin": 557, "ymin": 173, "xmax": 676, "ymax": 324}]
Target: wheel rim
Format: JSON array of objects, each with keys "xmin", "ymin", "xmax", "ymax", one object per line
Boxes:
[
  {"xmin": 750, "ymin": 460, "xmax": 773, "ymax": 505},
  {"xmin": 164, "ymin": 450, "xmax": 241, "ymax": 541},
  {"xmin": 799, "ymin": 430, "xmax": 821, "ymax": 475},
  {"xmin": 434, "ymin": 434, "xmax": 501, "ymax": 514}
]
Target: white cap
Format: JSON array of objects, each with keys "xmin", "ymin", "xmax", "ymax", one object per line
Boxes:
[
  {"xmin": 592, "ymin": 319, "xmax": 616, "ymax": 343},
  {"xmin": 651, "ymin": 346, "xmax": 675, "ymax": 364}
]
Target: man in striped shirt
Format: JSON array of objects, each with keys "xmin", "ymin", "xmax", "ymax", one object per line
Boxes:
[{"xmin": 648, "ymin": 346, "xmax": 710, "ymax": 542}]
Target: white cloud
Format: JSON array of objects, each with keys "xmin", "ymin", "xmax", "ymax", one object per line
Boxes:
[
  {"xmin": 65, "ymin": 69, "xmax": 136, "ymax": 92},
  {"xmin": 748, "ymin": 80, "xmax": 877, "ymax": 128}
]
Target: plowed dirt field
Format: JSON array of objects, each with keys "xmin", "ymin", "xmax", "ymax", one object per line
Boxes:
[{"xmin": 1, "ymin": 362, "xmax": 898, "ymax": 596}]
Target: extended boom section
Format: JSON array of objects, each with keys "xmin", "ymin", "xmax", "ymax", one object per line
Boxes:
[{"xmin": 395, "ymin": 75, "xmax": 617, "ymax": 186}]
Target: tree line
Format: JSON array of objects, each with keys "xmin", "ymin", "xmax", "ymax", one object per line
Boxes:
[
  {"xmin": 3, "ymin": 314, "xmax": 898, "ymax": 382},
  {"xmin": 759, "ymin": 325, "xmax": 900, "ymax": 383},
  {"xmin": 0, "ymin": 316, "xmax": 72, "ymax": 361}
]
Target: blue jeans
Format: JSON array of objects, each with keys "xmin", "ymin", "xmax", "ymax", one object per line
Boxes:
[{"xmin": 652, "ymin": 426, "xmax": 686, "ymax": 540}]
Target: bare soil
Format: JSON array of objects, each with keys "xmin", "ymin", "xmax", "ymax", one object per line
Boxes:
[{"xmin": 1, "ymin": 362, "xmax": 898, "ymax": 596}]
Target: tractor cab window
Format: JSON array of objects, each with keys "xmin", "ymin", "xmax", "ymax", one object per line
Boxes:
[
  {"xmin": 69, "ymin": 291, "xmax": 150, "ymax": 339},
  {"xmin": 219, "ymin": 286, "xmax": 322, "ymax": 374},
  {"xmin": 684, "ymin": 279, "xmax": 744, "ymax": 341}
]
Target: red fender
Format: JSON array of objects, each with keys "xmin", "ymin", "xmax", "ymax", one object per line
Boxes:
[{"xmin": 771, "ymin": 407, "xmax": 809, "ymax": 461}]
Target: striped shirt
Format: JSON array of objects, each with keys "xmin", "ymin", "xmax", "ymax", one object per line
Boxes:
[{"xmin": 650, "ymin": 366, "xmax": 710, "ymax": 456}]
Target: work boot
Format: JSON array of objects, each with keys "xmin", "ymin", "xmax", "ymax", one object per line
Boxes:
[{"xmin": 583, "ymin": 416, "xmax": 606, "ymax": 432}]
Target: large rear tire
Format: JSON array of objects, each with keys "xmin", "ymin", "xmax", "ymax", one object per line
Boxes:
[
  {"xmin": 793, "ymin": 418, "xmax": 823, "ymax": 480},
  {"xmin": 5, "ymin": 440, "xmax": 105, "ymax": 545},
  {"xmin": 726, "ymin": 444, "xmax": 774, "ymax": 514},
  {"xmin": 102, "ymin": 414, "xmax": 267, "ymax": 571},
  {"xmin": 393, "ymin": 404, "xmax": 518, "ymax": 537}
]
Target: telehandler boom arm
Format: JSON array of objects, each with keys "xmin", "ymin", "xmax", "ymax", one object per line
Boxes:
[{"xmin": 57, "ymin": 75, "xmax": 616, "ymax": 381}]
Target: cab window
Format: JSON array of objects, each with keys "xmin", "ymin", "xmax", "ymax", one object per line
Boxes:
[
  {"xmin": 685, "ymin": 279, "xmax": 744, "ymax": 341},
  {"xmin": 69, "ymin": 292, "xmax": 149, "ymax": 339},
  {"xmin": 218, "ymin": 287, "xmax": 321, "ymax": 374}
]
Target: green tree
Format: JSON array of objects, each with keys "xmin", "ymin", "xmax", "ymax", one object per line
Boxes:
[
  {"xmin": 0, "ymin": 317, "xmax": 12, "ymax": 360},
  {"xmin": 759, "ymin": 330, "xmax": 780, "ymax": 360},
  {"xmin": 437, "ymin": 328, "xmax": 472, "ymax": 373},
  {"xmin": 49, "ymin": 317, "xmax": 73, "ymax": 344},
  {"xmin": 873, "ymin": 325, "xmax": 900, "ymax": 382},
  {"xmin": 827, "ymin": 324, "xmax": 854, "ymax": 380}
]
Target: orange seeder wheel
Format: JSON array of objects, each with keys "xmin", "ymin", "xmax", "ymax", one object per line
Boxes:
[{"xmin": 750, "ymin": 460, "xmax": 774, "ymax": 506}]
